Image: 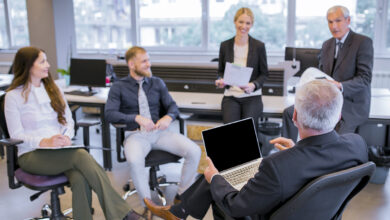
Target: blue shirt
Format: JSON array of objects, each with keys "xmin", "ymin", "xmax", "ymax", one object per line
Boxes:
[{"xmin": 105, "ymin": 75, "xmax": 179, "ymax": 131}]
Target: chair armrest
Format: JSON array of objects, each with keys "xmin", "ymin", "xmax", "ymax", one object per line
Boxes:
[
  {"xmin": 112, "ymin": 123, "xmax": 127, "ymax": 162},
  {"xmin": 0, "ymin": 138, "xmax": 23, "ymax": 146},
  {"xmin": 112, "ymin": 123, "xmax": 127, "ymax": 129},
  {"xmin": 77, "ymin": 120, "xmax": 100, "ymax": 127},
  {"xmin": 0, "ymin": 139, "xmax": 23, "ymax": 189}
]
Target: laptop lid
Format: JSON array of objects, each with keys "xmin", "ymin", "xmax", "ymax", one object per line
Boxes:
[{"xmin": 202, "ymin": 118, "xmax": 262, "ymax": 172}]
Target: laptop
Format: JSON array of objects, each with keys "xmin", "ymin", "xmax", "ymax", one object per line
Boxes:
[{"xmin": 202, "ymin": 118, "xmax": 263, "ymax": 190}]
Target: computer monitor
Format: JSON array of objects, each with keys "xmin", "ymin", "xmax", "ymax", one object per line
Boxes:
[
  {"xmin": 285, "ymin": 47, "xmax": 320, "ymax": 77},
  {"xmin": 69, "ymin": 58, "xmax": 107, "ymax": 95}
]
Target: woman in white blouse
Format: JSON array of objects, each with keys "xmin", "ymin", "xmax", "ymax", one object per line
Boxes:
[
  {"xmin": 4, "ymin": 47, "xmax": 140, "ymax": 220},
  {"xmin": 215, "ymin": 7, "xmax": 269, "ymax": 129}
]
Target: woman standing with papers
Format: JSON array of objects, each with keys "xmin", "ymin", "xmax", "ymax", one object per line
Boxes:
[
  {"xmin": 215, "ymin": 7, "xmax": 268, "ymax": 129},
  {"xmin": 4, "ymin": 47, "xmax": 139, "ymax": 220}
]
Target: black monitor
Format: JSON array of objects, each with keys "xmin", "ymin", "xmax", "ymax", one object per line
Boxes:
[
  {"xmin": 69, "ymin": 58, "xmax": 107, "ymax": 96},
  {"xmin": 285, "ymin": 47, "xmax": 320, "ymax": 77}
]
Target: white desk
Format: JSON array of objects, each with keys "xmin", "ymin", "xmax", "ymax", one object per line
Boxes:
[
  {"xmin": 170, "ymin": 88, "xmax": 390, "ymax": 121},
  {"xmin": 64, "ymin": 87, "xmax": 112, "ymax": 170},
  {"xmin": 63, "ymin": 87, "xmax": 390, "ymax": 169},
  {"xmin": 169, "ymin": 91, "xmax": 295, "ymax": 118},
  {"xmin": 0, "ymin": 74, "xmax": 13, "ymax": 90}
]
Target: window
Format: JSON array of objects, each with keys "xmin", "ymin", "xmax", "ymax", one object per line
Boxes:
[
  {"xmin": 0, "ymin": 0, "xmax": 29, "ymax": 49},
  {"xmin": 139, "ymin": 0, "xmax": 202, "ymax": 47},
  {"xmin": 73, "ymin": 0, "xmax": 132, "ymax": 50},
  {"xmin": 7, "ymin": 0, "xmax": 29, "ymax": 47},
  {"xmin": 209, "ymin": 0, "xmax": 287, "ymax": 51},
  {"xmin": 295, "ymin": 0, "xmax": 376, "ymax": 48},
  {"xmin": 69, "ymin": 0, "xmax": 390, "ymax": 57},
  {"xmin": 0, "ymin": 0, "xmax": 8, "ymax": 48},
  {"xmin": 387, "ymin": 2, "xmax": 390, "ymax": 51}
]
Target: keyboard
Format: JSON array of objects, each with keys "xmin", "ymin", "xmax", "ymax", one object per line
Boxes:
[
  {"xmin": 64, "ymin": 90, "xmax": 96, "ymax": 96},
  {"xmin": 221, "ymin": 159, "xmax": 261, "ymax": 190}
]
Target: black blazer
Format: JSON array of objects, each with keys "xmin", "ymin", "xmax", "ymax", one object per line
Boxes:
[
  {"xmin": 218, "ymin": 36, "xmax": 268, "ymax": 90},
  {"xmin": 210, "ymin": 131, "xmax": 368, "ymax": 219},
  {"xmin": 319, "ymin": 31, "xmax": 373, "ymax": 129}
]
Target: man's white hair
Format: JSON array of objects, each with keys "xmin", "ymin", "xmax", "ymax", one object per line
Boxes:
[
  {"xmin": 295, "ymin": 80, "xmax": 343, "ymax": 132},
  {"xmin": 327, "ymin": 5, "xmax": 350, "ymax": 18}
]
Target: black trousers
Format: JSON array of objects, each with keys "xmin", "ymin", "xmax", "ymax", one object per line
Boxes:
[
  {"xmin": 281, "ymin": 105, "xmax": 358, "ymax": 142},
  {"xmin": 172, "ymin": 176, "xmax": 255, "ymax": 220},
  {"xmin": 222, "ymin": 95, "xmax": 263, "ymax": 131}
]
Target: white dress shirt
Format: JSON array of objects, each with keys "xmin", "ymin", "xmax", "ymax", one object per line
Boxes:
[{"xmin": 4, "ymin": 83, "xmax": 74, "ymax": 156}]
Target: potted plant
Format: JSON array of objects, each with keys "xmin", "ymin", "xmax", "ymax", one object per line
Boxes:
[{"xmin": 57, "ymin": 67, "xmax": 70, "ymax": 86}]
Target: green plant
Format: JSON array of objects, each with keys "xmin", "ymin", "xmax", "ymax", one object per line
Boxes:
[{"xmin": 57, "ymin": 67, "xmax": 70, "ymax": 76}]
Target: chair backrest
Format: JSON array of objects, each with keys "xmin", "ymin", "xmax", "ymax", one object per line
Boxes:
[
  {"xmin": 270, "ymin": 162, "xmax": 376, "ymax": 220},
  {"xmin": 0, "ymin": 94, "xmax": 9, "ymax": 138},
  {"xmin": 0, "ymin": 93, "xmax": 23, "ymax": 189}
]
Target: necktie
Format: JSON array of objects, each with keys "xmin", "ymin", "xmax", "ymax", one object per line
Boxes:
[
  {"xmin": 335, "ymin": 41, "xmax": 343, "ymax": 58},
  {"xmin": 138, "ymin": 80, "xmax": 152, "ymax": 121}
]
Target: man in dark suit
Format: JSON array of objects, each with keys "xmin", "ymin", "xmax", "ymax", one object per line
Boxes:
[
  {"xmin": 282, "ymin": 5, "xmax": 373, "ymax": 141},
  {"xmin": 144, "ymin": 79, "xmax": 368, "ymax": 220}
]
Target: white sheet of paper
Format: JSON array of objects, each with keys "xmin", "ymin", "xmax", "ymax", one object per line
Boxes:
[
  {"xmin": 223, "ymin": 62, "xmax": 253, "ymax": 87},
  {"xmin": 297, "ymin": 67, "xmax": 334, "ymax": 87},
  {"xmin": 37, "ymin": 144, "xmax": 84, "ymax": 150}
]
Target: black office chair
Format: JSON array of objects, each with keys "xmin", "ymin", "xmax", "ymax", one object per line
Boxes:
[
  {"xmin": 113, "ymin": 115, "xmax": 185, "ymax": 205},
  {"xmin": 269, "ymin": 161, "xmax": 376, "ymax": 220},
  {"xmin": 0, "ymin": 93, "xmax": 97, "ymax": 219}
]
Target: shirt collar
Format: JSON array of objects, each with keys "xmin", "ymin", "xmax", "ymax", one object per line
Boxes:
[{"xmin": 336, "ymin": 30, "xmax": 350, "ymax": 44}]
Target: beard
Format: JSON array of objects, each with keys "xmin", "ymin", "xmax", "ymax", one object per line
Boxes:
[{"xmin": 134, "ymin": 68, "xmax": 152, "ymax": 78}]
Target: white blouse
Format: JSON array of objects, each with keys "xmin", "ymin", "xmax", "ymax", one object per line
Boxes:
[
  {"xmin": 224, "ymin": 43, "xmax": 262, "ymax": 98},
  {"xmin": 4, "ymin": 83, "xmax": 74, "ymax": 156}
]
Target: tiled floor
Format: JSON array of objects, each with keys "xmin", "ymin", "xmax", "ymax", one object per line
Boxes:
[{"xmin": 1, "ymin": 121, "xmax": 390, "ymax": 220}]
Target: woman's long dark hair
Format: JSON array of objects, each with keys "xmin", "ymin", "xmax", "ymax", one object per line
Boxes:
[{"xmin": 7, "ymin": 46, "xmax": 67, "ymax": 125}]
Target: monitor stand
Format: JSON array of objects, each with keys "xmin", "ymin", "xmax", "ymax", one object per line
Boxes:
[{"xmin": 282, "ymin": 61, "xmax": 300, "ymax": 96}]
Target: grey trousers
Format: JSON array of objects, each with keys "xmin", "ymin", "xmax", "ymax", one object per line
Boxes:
[
  {"xmin": 124, "ymin": 129, "xmax": 201, "ymax": 206},
  {"xmin": 19, "ymin": 148, "xmax": 130, "ymax": 220}
]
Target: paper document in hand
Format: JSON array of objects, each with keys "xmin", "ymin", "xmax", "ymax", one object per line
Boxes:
[
  {"xmin": 298, "ymin": 67, "xmax": 333, "ymax": 87},
  {"xmin": 223, "ymin": 62, "xmax": 253, "ymax": 87}
]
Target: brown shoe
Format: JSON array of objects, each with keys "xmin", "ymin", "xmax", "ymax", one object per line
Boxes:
[
  {"xmin": 144, "ymin": 198, "xmax": 180, "ymax": 220},
  {"xmin": 173, "ymin": 194, "xmax": 181, "ymax": 205},
  {"xmin": 123, "ymin": 210, "xmax": 143, "ymax": 220}
]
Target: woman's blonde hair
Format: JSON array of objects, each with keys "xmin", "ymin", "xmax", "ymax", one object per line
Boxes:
[{"xmin": 234, "ymin": 7, "xmax": 254, "ymax": 24}]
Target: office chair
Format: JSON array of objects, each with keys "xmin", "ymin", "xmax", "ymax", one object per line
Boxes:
[
  {"xmin": 113, "ymin": 115, "xmax": 185, "ymax": 205},
  {"xmin": 0, "ymin": 93, "xmax": 97, "ymax": 219},
  {"xmin": 269, "ymin": 161, "xmax": 375, "ymax": 220}
]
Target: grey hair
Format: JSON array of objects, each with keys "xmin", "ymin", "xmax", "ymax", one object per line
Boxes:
[
  {"xmin": 327, "ymin": 5, "xmax": 350, "ymax": 18},
  {"xmin": 295, "ymin": 80, "xmax": 343, "ymax": 132}
]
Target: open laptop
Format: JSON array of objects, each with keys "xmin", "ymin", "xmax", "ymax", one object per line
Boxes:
[{"xmin": 202, "ymin": 118, "xmax": 263, "ymax": 190}]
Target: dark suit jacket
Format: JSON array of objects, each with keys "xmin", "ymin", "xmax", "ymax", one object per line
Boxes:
[
  {"xmin": 319, "ymin": 31, "xmax": 373, "ymax": 130},
  {"xmin": 218, "ymin": 36, "xmax": 268, "ymax": 90},
  {"xmin": 210, "ymin": 131, "xmax": 368, "ymax": 219}
]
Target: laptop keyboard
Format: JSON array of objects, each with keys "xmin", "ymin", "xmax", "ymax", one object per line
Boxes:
[{"xmin": 221, "ymin": 159, "xmax": 261, "ymax": 190}]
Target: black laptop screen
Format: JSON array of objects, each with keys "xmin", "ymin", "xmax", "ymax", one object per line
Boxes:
[{"xmin": 202, "ymin": 118, "xmax": 261, "ymax": 172}]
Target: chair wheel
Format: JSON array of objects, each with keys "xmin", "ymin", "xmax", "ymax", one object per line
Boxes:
[
  {"xmin": 41, "ymin": 204, "xmax": 51, "ymax": 217},
  {"xmin": 123, "ymin": 183, "xmax": 130, "ymax": 192}
]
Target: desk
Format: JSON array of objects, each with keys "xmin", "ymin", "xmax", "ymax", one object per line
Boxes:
[
  {"xmin": 64, "ymin": 87, "xmax": 390, "ymax": 170},
  {"xmin": 0, "ymin": 74, "xmax": 13, "ymax": 90},
  {"xmin": 170, "ymin": 89, "xmax": 390, "ymax": 122},
  {"xmin": 64, "ymin": 88, "xmax": 112, "ymax": 170},
  {"xmin": 170, "ymin": 91, "xmax": 293, "ymax": 118}
]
